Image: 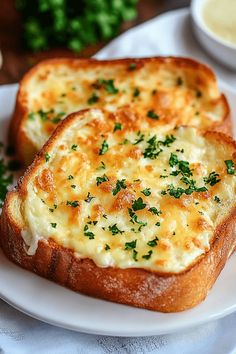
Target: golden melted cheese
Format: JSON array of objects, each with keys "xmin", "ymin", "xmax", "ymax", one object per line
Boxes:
[
  {"xmin": 22, "ymin": 109, "xmax": 236, "ymax": 273},
  {"xmin": 23, "ymin": 59, "xmax": 226, "ymax": 151}
]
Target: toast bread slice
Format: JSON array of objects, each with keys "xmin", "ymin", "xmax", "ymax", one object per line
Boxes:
[
  {"xmin": 10, "ymin": 57, "xmax": 230, "ymax": 166},
  {"xmin": 2, "ymin": 108, "xmax": 236, "ymax": 312}
]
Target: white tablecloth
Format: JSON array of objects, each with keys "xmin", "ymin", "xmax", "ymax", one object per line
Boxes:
[{"xmin": 1, "ymin": 8, "xmax": 236, "ymax": 354}]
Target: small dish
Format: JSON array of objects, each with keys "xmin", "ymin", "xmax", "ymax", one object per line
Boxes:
[{"xmin": 191, "ymin": 0, "xmax": 236, "ymax": 71}]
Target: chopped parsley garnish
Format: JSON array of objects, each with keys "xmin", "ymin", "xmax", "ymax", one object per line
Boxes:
[
  {"xmin": 49, "ymin": 204, "xmax": 57, "ymax": 213},
  {"xmin": 169, "ymin": 153, "xmax": 179, "ymax": 167},
  {"xmin": 84, "ymin": 192, "xmax": 95, "ymax": 203},
  {"xmin": 214, "ymin": 196, "xmax": 221, "ymax": 203},
  {"xmin": 147, "ymin": 110, "xmax": 160, "ymax": 120},
  {"xmin": 51, "ymin": 111, "xmax": 65, "ymax": 124},
  {"xmin": 159, "ymin": 135, "xmax": 176, "ymax": 147},
  {"xmin": 38, "ymin": 109, "xmax": 50, "ymax": 121},
  {"xmin": 96, "ymin": 174, "xmax": 109, "ymax": 186},
  {"xmin": 87, "ymin": 92, "xmax": 99, "ymax": 105},
  {"xmin": 71, "ymin": 144, "xmax": 77, "ymax": 151},
  {"xmin": 68, "ymin": 175, "xmax": 74, "ymax": 180},
  {"xmin": 133, "ymin": 87, "xmax": 140, "ymax": 97},
  {"xmin": 71, "ymin": 184, "xmax": 76, "ymax": 189},
  {"xmin": 147, "ymin": 237, "xmax": 158, "ymax": 247},
  {"xmin": 97, "ymin": 79, "xmax": 119, "ymax": 94},
  {"xmin": 113, "ymin": 122, "xmax": 122, "ymax": 132},
  {"xmin": 141, "ymin": 188, "xmax": 151, "ymax": 196},
  {"xmin": 97, "ymin": 161, "xmax": 106, "ymax": 170},
  {"xmin": 28, "ymin": 112, "xmax": 35, "ymax": 120},
  {"xmin": 155, "ymin": 221, "xmax": 161, "ymax": 226},
  {"xmin": 108, "ymin": 224, "xmax": 124, "ymax": 235},
  {"xmin": 105, "ymin": 244, "xmax": 111, "ymax": 251},
  {"xmin": 45, "ymin": 152, "xmax": 50, "ymax": 162},
  {"xmin": 169, "ymin": 154, "xmax": 192, "ymax": 177},
  {"xmin": 132, "ymin": 197, "xmax": 146, "ymax": 211},
  {"xmin": 112, "ymin": 179, "xmax": 126, "ymax": 196},
  {"xmin": 148, "ymin": 207, "xmax": 161, "ymax": 215},
  {"xmin": 125, "ymin": 239, "xmax": 137, "ymax": 250},
  {"xmin": 176, "ymin": 77, "xmax": 183, "ymax": 86},
  {"xmin": 132, "ymin": 249, "xmax": 138, "ymax": 261},
  {"xmin": 128, "ymin": 208, "xmax": 147, "ymax": 229},
  {"xmin": 143, "ymin": 135, "xmax": 163, "ymax": 159},
  {"xmin": 51, "ymin": 223, "xmax": 57, "ymax": 228},
  {"xmin": 142, "ymin": 250, "xmax": 153, "ymax": 260},
  {"xmin": 203, "ymin": 172, "xmax": 220, "ymax": 186},
  {"xmin": 99, "ymin": 140, "xmax": 109, "ymax": 155},
  {"xmin": 83, "ymin": 225, "xmax": 95, "ymax": 239},
  {"xmin": 0, "ymin": 158, "xmax": 13, "ymax": 208},
  {"xmin": 225, "ymin": 160, "xmax": 235, "ymax": 175},
  {"xmin": 66, "ymin": 200, "xmax": 79, "ymax": 208},
  {"xmin": 129, "ymin": 63, "xmax": 136, "ymax": 71},
  {"xmin": 133, "ymin": 131, "xmax": 145, "ymax": 145}
]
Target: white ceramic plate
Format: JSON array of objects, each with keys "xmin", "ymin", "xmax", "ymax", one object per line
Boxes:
[{"xmin": 0, "ymin": 79, "xmax": 236, "ymax": 336}]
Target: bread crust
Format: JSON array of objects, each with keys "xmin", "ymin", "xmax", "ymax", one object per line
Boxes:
[
  {"xmin": 2, "ymin": 109, "xmax": 236, "ymax": 312},
  {"xmin": 9, "ymin": 56, "xmax": 231, "ymax": 166}
]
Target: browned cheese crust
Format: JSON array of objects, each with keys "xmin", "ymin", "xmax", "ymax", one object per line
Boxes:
[
  {"xmin": 9, "ymin": 57, "xmax": 231, "ymax": 166},
  {"xmin": 2, "ymin": 109, "xmax": 236, "ymax": 313}
]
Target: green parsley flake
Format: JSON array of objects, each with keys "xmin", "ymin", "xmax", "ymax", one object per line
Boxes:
[
  {"xmin": 66, "ymin": 200, "xmax": 79, "ymax": 208},
  {"xmin": 125, "ymin": 239, "xmax": 137, "ymax": 250},
  {"xmin": 159, "ymin": 135, "xmax": 176, "ymax": 147},
  {"xmin": 141, "ymin": 188, "xmax": 151, "ymax": 196},
  {"xmin": 133, "ymin": 131, "xmax": 145, "ymax": 145},
  {"xmin": 71, "ymin": 144, "xmax": 77, "ymax": 151},
  {"xmin": 96, "ymin": 174, "xmax": 109, "ymax": 186},
  {"xmin": 148, "ymin": 207, "xmax": 161, "ymax": 215},
  {"xmin": 99, "ymin": 140, "xmax": 109, "ymax": 155},
  {"xmin": 142, "ymin": 250, "xmax": 153, "ymax": 260},
  {"xmin": 108, "ymin": 224, "xmax": 124, "ymax": 235},
  {"xmin": 97, "ymin": 161, "xmax": 106, "ymax": 170},
  {"xmin": 97, "ymin": 79, "xmax": 119, "ymax": 94},
  {"xmin": 147, "ymin": 237, "xmax": 159, "ymax": 247},
  {"xmin": 28, "ymin": 112, "xmax": 35, "ymax": 120},
  {"xmin": 112, "ymin": 179, "xmax": 126, "ymax": 196},
  {"xmin": 105, "ymin": 244, "xmax": 111, "ymax": 251},
  {"xmin": 143, "ymin": 135, "xmax": 163, "ymax": 159},
  {"xmin": 0, "ymin": 158, "xmax": 13, "ymax": 208},
  {"xmin": 68, "ymin": 175, "xmax": 74, "ymax": 180},
  {"xmin": 113, "ymin": 122, "xmax": 122, "ymax": 132},
  {"xmin": 83, "ymin": 225, "xmax": 95, "ymax": 239},
  {"xmin": 51, "ymin": 223, "xmax": 57, "ymax": 228},
  {"xmin": 128, "ymin": 208, "xmax": 147, "ymax": 228},
  {"xmin": 147, "ymin": 110, "xmax": 160, "ymax": 120},
  {"xmin": 84, "ymin": 192, "xmax": 95, "ymax": 203},
  {"xmin": 132, "ymin": 197, "xmax": 146, "ymax": 211},
  {"xmin": 129, "ymin": 63, "xmax": 136, "ymax": 71},
  {"xmin": 45, "ymin": 152, "xmax": 50, "ymax": 162},
  {"xmin": 225, "ymin": 160, "xmax": 235, "ymax": 175},
  {"xmin": 203, "ymin": 172, "xmax": 221, "ymax": 186},
  {"xmin": 133, "ymin": 87, "xmax": 140, "ymax": 97},
  {"xmin": 87, "ymin": 92, "xmax": 99, "ymax": 105},
  {"xmin": 132, "ymin": 249, "xmax": 138, "ymax": 261},
  {"xmin": 214, "ymin": 196, "xmax": 221, "ymax": 203}
]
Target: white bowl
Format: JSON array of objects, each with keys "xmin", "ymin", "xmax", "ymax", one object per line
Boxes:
[{"xmin": 190, "ymin": 0, "xmax": 236, "ymax": 71}]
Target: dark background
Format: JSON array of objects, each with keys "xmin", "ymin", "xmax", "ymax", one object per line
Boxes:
[{"xmin": 0, "ymin": 0, "xmax": 190, "ymax": 84}]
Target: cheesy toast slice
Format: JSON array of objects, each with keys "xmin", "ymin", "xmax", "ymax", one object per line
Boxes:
[
  {"xmin": 2, "ymin": 108, "xmax": 236, "ymax": 312},
  {"xmin": 10, "ymin": 57, "xmax": 230, "ymax": 166}
]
